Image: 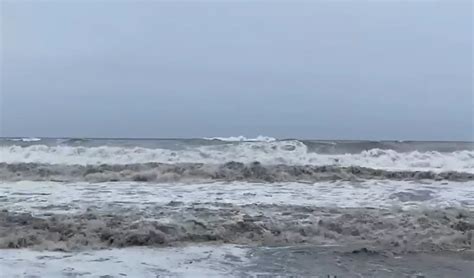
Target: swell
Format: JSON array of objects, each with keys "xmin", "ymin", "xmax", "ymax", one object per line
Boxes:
[
  {"xmin": 1, "ymin": 162, "xmax": 473, "ymax": 182},
  {"xmin": 1, "ymin": 206, "xmax": 472, "ymax": 254}
]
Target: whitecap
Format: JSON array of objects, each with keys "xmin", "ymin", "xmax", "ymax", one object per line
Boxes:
[
  {"xmin": 203, "ymin": 135, "xmax": 276, "ymax": 142},
  {"xmin": 8, "ymin": 137, "xmax": 41, "ymax": 142}
]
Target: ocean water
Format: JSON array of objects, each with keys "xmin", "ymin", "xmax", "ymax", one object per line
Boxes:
[{"xmin": 0, "ymin": 137, "xmax": 473, "ymax": 277}]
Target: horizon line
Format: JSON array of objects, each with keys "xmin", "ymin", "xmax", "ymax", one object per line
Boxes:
[{"xmin": 0, "ymin": 136, "xmax": 473, "ymax": 143}]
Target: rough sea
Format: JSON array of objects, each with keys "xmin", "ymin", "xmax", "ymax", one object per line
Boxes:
[{"xmin": 1, "ymin": 137, "xmax": 473, "ymax": 277}]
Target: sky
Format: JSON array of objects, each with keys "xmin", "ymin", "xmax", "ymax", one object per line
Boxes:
[{"xmin": 1, "ymin": 1, "xmax": 472, "ymax": 140}]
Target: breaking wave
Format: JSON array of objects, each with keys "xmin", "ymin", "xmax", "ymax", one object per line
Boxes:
[
  {"xmin": 1, "ymin": 162, "xmax": 472, "ymax": 183},
  {"xmin": 1, "ymin": 206, "xmax": 472, "ymax": 254},
  {"xmin": 1, "ymin": 142, "xmax": 473, "ymax": 173},
  {"xmin": 203, "ymin": 135, "xmax": 276, "ymax": 142},
  {"xmin": 7, "ymin": 138, "xmax": 42, "ymax": 142}
]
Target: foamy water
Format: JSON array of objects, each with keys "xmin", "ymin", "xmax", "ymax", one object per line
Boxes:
[
  {"xmin": 1, "ymin": 137, "xmax": 473, "ymax": 277},
  {"xmin": 2, "ymin": 180, "xmax": 473, "ymax": 215},
  {"xmin": 2, "ymin": 245, "xmax": 473, "ymax": 278},
  {"xmin": 1, "ymin": 142, "xmax": 473, "ymax": 172}
]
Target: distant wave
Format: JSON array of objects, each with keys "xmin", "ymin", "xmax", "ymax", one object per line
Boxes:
[
  {"xmin": 1, "ymin": 142, "xmax": 473, "ymax": 173},
  {"xmin": 1, "ymin": 162, "xmax": 472, "ymax": 183},
  {"xmin": 57, "ymin": 138, "xmax": 90, "ymax": 144},
  {"xmin": 7, "ymin": 138, "xmax": 41, "ymax": 142},
  {"xmin": 203, "ymin": 135, "xmax": 276, "ymax": 142}
]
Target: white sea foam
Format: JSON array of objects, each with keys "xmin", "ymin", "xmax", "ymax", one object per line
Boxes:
[
  {"xmin": 203, "ymin": 135, "xmax": 276, "ymax": 142},
  {"xmin": 1, "ymin": 141, "xmax": 473, "ymax": 172},
  {"xmin": 0, "ymin": 245, "xmax": 249, "ymax": 278},
  {"xmin": 1, "ymin": 245, "xmax": 472, "ymax": 278},
  {"xmin": 8, "ymin": 137, "xmax": 41, "ymax": 142},
  {"xmin": 2, "ymin": 180, "xmax": 472, "ymax": 215},
  {"xmin": 1, "ymin": 180, "xmax": 472, "ymax": 254}
]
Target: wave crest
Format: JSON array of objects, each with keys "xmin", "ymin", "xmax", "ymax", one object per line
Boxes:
[
  {"xmin": 203, "ymin": 135, "xmax": 276, "ymax": 142},
  {"xmin": 7, "ymin": 138, "xmax": 41, "ymax": 142},
  {"xmin": 1, "ymin": 162, "xmax": 472, "ymax": 183},
  {"xmin": 1, "ymin": 207, "xmax": 472, "ymax": 254},
  {"xmin": 1, "ymin": 143, "xmax": 473, "ymax": 173}
]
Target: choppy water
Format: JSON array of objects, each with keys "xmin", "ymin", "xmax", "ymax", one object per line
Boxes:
[
  {"xmin": 1, "ymin": 137, "xmax": 473, "ymax": 177},
  {"xmin": 1, "ymin": 137, "xmax": 473, "ymax": 277}
]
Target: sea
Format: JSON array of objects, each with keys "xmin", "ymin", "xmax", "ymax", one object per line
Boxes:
[{"xmin": 0, "ymin": 137, "xmax": 473, "ymax": 277}]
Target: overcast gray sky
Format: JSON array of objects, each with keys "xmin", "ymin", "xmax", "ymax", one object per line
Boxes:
[{"xmin": 1, "ymin": 1, "xmax": 472, "ymax": 140}]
